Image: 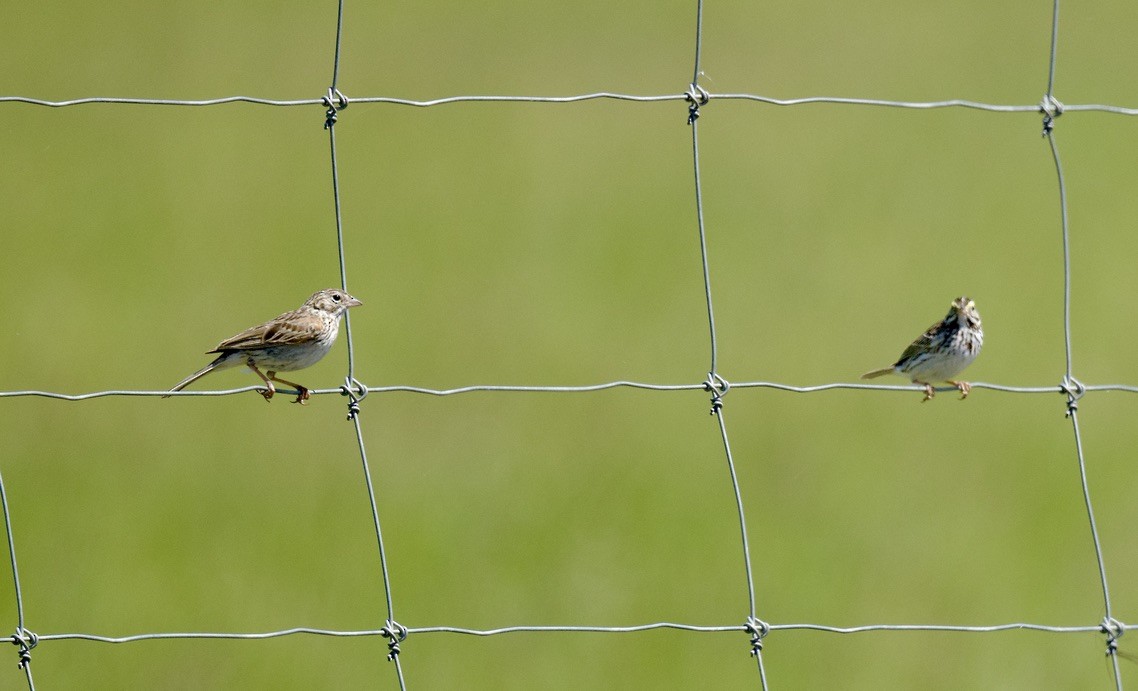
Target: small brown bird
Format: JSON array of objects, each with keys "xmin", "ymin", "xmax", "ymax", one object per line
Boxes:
[
  {"xmin": 165, "ymin": 289, "xmax": 362, "ymax": 404},
  {"xmin": 862, "ymin": 296, "xmax": 983, "ymax": 402}
]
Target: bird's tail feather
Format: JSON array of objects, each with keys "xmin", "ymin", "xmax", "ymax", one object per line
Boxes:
[
  {"xmin": 162, "ymin": 358, "xmax": 224, "ymax": 398},
  {"xmin": 860, "ymin": 367, "xmax": 894, "ymax": 380}
]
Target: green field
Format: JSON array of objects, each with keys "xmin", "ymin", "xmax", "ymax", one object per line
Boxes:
[{"xmin": 3, "ymin": 2, "xmax": 1137, "ymax": 688}]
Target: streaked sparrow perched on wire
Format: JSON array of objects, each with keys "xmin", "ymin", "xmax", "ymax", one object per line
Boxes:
[
  {"xmin": 165, "ymin": 288, "xmax": 362, "ymax": 404},
  {"xmin": 862, "ymin": 296, "xmax": 983, "ymax": 402}
]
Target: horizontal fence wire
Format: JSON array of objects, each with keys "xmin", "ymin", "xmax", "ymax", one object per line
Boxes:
[
  {"xmin": 1, "ymin": 0, "xmax": 1133, "ymax": 687},
  {"xmin": 3, "ymin": 93, "xmax": 1138, "ymax": 114},
  {"xmin": 2, "ymin": 381, "xmax": 1136, "ymax": 401},
  {"xmin": 23, "ymin": 620, "xmax": 1110, "ymax": 644}
]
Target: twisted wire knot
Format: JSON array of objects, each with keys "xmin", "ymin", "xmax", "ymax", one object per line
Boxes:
[
  {"xmin": 381, "ymin": 619, "xmax": 408, "ymax": 661},
  {"xmin": 1059, "ymin": 375, "xmax": 1085, "ymax": 417},
  {"xmin": 685, "ymin": 83, "xmax": 710, "ymax": 125},
  {"xmin": 744, "ymin": 617, "xmax": 770, "ymax": 657},
  {"xmin": 704, "ymin": 372, "xmax": 730, "ymax": 415},
  {"xmin": 340, "ymin": 376, "xmax": 368, "ymax": 420},
  {"xmin": 1040, "ymin": 94, "xmax": 1064, "ymax": 135},
  {"xmin": 323, "ymin": 87, "xmax": 349, "ymax": 129},
  {"xmin": 1102, "ymin": 616, "xmax": 1125, "ymax": 656},
  {"xmin": 701, "ymin": 373, "xmax": 728, "ymax": 416},
  {"xmin": 11, "ymin": 627, "xmax": 37, "ymax": 670}
]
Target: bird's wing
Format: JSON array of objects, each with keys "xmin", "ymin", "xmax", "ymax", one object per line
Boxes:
[
  {"xmin": 260, "ymin": 313, "xmax": 323, "ymax": 345},
  {"xmin": 209, "ymin": 309, "xmax": 321, "ymax": 352},
  {"xmin": 892, "ymin": 319, "xmax": 942, "ymax": 365}
]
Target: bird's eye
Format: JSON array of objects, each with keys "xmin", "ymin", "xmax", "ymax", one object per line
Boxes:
[{"xmin": 332, "ymin": 293, "xmax": 342, "ymax": 302}]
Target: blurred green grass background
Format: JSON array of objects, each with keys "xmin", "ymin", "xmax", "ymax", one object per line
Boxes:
[{"xmin": 3, "ymin": 1, "xmax": 1138, "ymax": 688}]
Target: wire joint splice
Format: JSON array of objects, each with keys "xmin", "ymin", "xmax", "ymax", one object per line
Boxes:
[
  {"xmin": 704, "ymin": 372, "xmax": 730, "ymax": 415},
  {"xmin": 10, "ymin": 627, "xmax": 37, "ymax": 670},
  {"xmin": 744, "ymin": 617, "xmax": 770, "ymax": 657},
  {"xmin": 340, "ymin": 376, "xmax": 368, "ymax": 420},
  {"xmin": 686, "ymin": 83, "xmax": 710, "ymax": 125},
  {"xmin": 323, "ymin": 87, "xmax": 349, "ymax": 129},
  {"xmin": 381, "ymin": 620, "xmax": 408, "ymax": 661},
  {"xmin": 1059, "ymin": 375, "xmax": 1085, "ymax": 417},
  {"xmin": 1102, "ymin": 616, "xmax": 1125, "ymax": 657},
  {"xmin": 1040, "ymin": 94, "xmax": 1064, "ymax": 135}
]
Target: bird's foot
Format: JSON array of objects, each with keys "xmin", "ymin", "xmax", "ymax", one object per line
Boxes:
[
  {"xmin": 949, "ymin": 380, "xmax": 971, "ymax": 400},
  {"xmin": 920, "ymin": 383, "xmax": 935, "ymax": 402},
  {"xmin": 292, "ymin": 387, "xmax": 310, "ymax": 405}
]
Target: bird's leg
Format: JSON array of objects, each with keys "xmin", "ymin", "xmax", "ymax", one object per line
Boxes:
[
  {"xmin": 267, "ymin": 372, "xmax": 310, "ymax": 405},
  {"xmin": 247, "ymin": 361, "xmax": 275, "ymax": 402},
  {"xmin": 917, "ymin": 381, "xmax": 935, "ymax": 402},
  {"xmin": 948, "ymin": 380, "xmax": 971, "ymax": 399}
]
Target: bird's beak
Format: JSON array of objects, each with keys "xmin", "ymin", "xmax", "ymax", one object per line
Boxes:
[{"xmin": 347, "ymin": 295, "xmax": 363, "ymax": 308}]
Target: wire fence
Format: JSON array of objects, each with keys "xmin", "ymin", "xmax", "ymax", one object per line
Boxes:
[{"xmin": 2, "ymin": 0, "xmax": 1135, "ymax": 688}]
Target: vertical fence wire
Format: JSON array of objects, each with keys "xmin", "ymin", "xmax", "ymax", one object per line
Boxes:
[
  {"xmin": 1043, "ymin": 0, "xmax": 1121, "ymax": 686},
  {"xmin": 323, "ymin": 0, "xmax": 406, "ymax": 686},
  {"xmin": 1045, "ymin": 84, "xmax": 1123, "ymax": 691},
  {"xmin": 687, "ymin": 0, "xmax": 767, "ymax": 685},
  {"xmin": 0, "ymin": 470, "xmax": 36, "ymax": 691}
]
